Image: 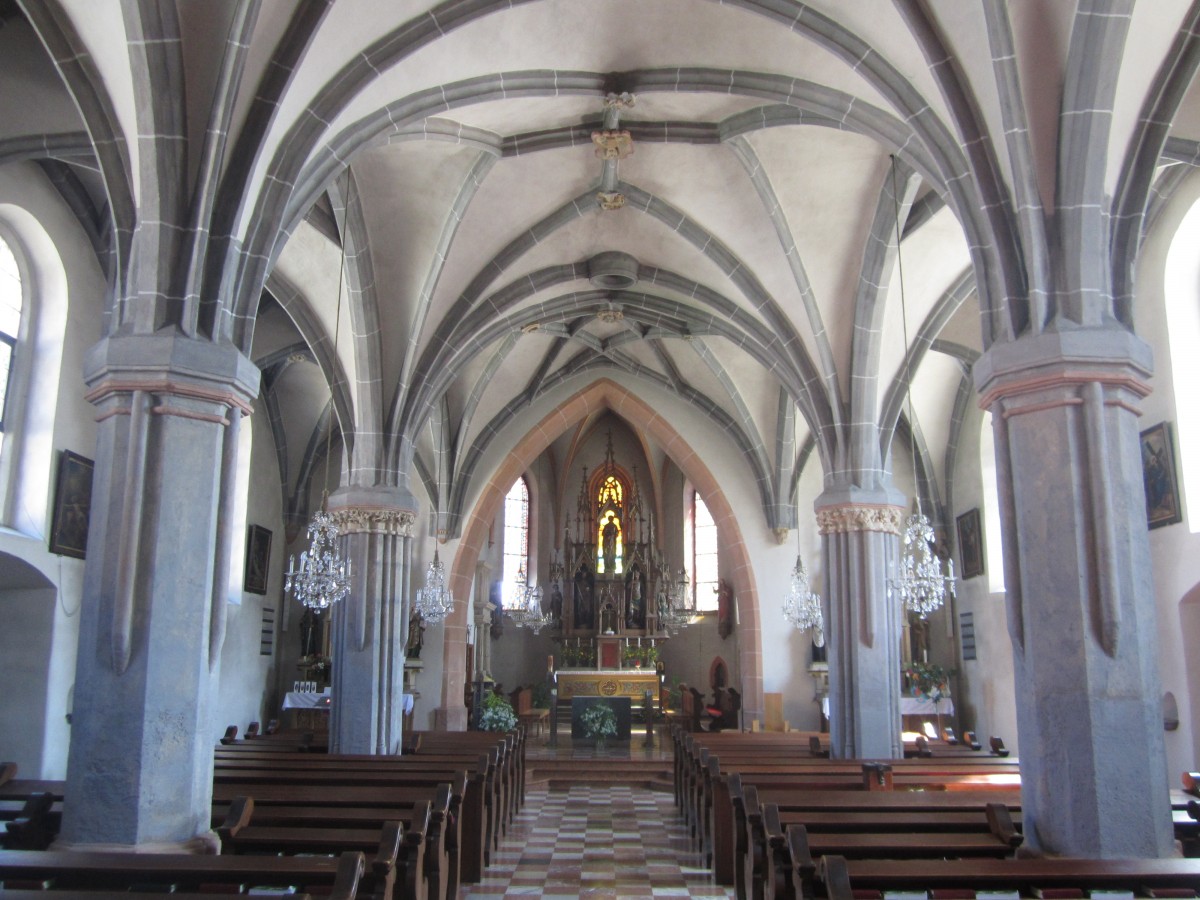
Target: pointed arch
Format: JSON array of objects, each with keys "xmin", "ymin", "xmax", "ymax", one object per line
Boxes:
[{"xmin": 438, "ymin": 378, "xmax": 764, "ymax": 725}]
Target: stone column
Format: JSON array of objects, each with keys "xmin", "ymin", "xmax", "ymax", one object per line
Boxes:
[
  {"xmin": 473, "ymin": 561, "xmax": 493, "ymax": 680},
  {"xmin": 975, "ymin": 329, "xmax": 1173, "ymax": 857},
  {"xmin": 326, "ymin": 486, "xmax": 417, "ymax": 755},
  {"xmin": 815, "ymin": 488, "xmax": 905, "ymax": 759},
  {"xmin": 59, "ymin": 333, "xmax": 258, "ymax": 850}
]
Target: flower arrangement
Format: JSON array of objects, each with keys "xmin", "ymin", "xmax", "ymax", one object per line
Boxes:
[
  {"xmin": 622, "ymin": 645, "xmax": 659, "ymax": 668},
  {"xmin": 903, "ymin": 661, "xmax": 956, "ymax": 704},
  {"xmin": 478, "ymin": 692, "xmax": 517, "ymax": 732},
  {"xmin": 580, "ymin": 700, "xmax": 618, "ymax": 746},
  {"xmin": 559, "ymin": 644, "xmax": 597, "ymax": 668}
]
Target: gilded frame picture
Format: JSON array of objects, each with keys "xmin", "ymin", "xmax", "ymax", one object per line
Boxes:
[
  {"xmin": 244, "ymin": 524, "xmax": 273, "ymax": 595},
  {"xmin": 955, "ymin": 507, "xmax": 984, "ymax": 580},
  {"xmin": 49, "ymin": 450, "xmax": 94, "ymax": 559},
  {"xmin": 1141, "ymin": 421, "xmax": 1183, "ymax": 529}
]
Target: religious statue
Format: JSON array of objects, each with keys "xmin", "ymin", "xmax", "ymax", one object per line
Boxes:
[
  {"xmin": 625, "ymin": 568, "xmax": 645, "ymax": 629},
  {"xmin": 601, "ymin": 513, "xmax": 619, "ymax": 573},
  {"xmin": 405, "ymin": 609, "xmax": 425, "ymax": 659},
  {"xmin": 299, "ymin": 608, "xmax": 322, "ymax": 658},
  {"xmin": 716, "ymin": 578, "xmax": 734, "ymax": 640},
  {"xmin": 573, "ymin": 560, "xmax": 594, "ymax": 629},
  {"xmin": 549, "ymin": 582, "xmax": 564, "ymax": 621}
]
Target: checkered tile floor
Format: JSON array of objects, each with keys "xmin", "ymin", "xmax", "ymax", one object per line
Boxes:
[{"xmin": 460, "ymin": 784, "xmax": 734, "ymax": 898}]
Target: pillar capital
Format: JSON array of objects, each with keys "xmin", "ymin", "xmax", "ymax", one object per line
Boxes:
[
  {"xmin": 974, "ymin": 326, "xmax": 1152, "ymax": 413},
  {"xmin": 83, "ymin": 330, "xmax": 260, "ymax": 418},
  {"xmin": 327, "ymin": 488, "xmax": 418, "ymax": 537},
  {"xmin": 815, "ymin": 503, "xmax": 904, "ymax": 536}
]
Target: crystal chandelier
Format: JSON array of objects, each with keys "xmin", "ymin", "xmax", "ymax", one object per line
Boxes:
[
  {"xmin": 781, "ymin": 531, "xmax": 823, "ymax": 644},
  {"xmin": 414, "ymin": 546, "xmax": 455, "ymax": 623},
  {"xmin": 894, "ymin": 508, "xmax": 955, "ymax": 618},
  {"xmin": 885, "ymin": 155, "xmax": 955, "ymax": 619},
  {"xmin": 658, "ymin": 567, "xmax": 694, "ymax": 635},
  {"xmin": 505, "ymin": 564, "xmax": 553, "ymax": 633},
  {"xmin": 285, "ymin": 503, "xmax": 351, "ymax": 613},
  {"xmin": 286, "ymin": 171, "xmax": 353, "ymax": 614}
]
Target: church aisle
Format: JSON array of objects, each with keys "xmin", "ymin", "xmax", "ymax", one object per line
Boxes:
[{"xmin": 460, "ymin": 783, "xmax": 735, "ymax": 898}]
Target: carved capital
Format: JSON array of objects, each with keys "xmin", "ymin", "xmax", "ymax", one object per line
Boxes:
[
  {"xmin": 328, "ymin": 506, "xmax": 417, "ymax": 537},
  {"xmin": 816, "ymin": 504, "xmax": 904, "ymax": 536}
]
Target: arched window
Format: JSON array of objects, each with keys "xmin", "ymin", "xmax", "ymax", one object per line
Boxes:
[
  {"xmin": 1165, "ymin": 196, "xmax": 1200, "ymax": 532},
  {"xmin": 979, "ymin": 413, "xmax": 1006, "ymax": 593},
  {"xmin": 594, "ymin": 473, "xmax": 625, "ymax": 574},
  {"xmin": 501, "ymin": 476, "xmax": 530, "ymax": 607},
  {"xmin": 688, "ymin": 489, "xmax": 719, "ymax": 611},
  {"xmin": 0, "ymin": 236, "xmax": 23, "ymax": 442}
]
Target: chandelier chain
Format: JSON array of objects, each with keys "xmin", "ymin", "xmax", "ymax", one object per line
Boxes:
[{"xmin": 886, "ymin": 155, "xmax": 955, "ymax": 618}]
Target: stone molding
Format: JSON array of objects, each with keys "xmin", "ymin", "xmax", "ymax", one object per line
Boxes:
[
  {"xmin": 328, "ymin": 506, "xmax": 417, "ymax": 536},
  {"xmin": 86, "ymin": 378, "xmax": 254, "ymax": 419},
  {"xmin": 977, "ymin": 369, "xmax": 1151, "ymax": 417},
  {"xmin": 816, "ymin": 503, "xmax": 904, "ymax": 535}
]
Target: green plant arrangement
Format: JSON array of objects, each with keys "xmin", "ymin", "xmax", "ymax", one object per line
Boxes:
[
  {"xmin": 531, "ymin": 681, "xmax": 551, "ymax": 709},
  {"xmin": 580, "ymin": 700, "xmax": 618, "ymax": 748},
  {"xmin": 622, "ymin": 645, "xmax": 659, "ymax": 668},
  {"xmin": 478, "ymin": 691, "xmax": 518, "ymax": 732},
  {"xmin": 903, "ymin": 661, "xmax": 957, "ymax": 704}
]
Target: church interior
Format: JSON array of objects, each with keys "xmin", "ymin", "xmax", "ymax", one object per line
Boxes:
[{"xmin": 5, "ymin": 0, "xmax": 1200, "ymax": 890}]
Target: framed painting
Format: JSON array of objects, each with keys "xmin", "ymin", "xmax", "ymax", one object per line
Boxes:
[
  {"xmin": 49, "ymin": 450, "xmax": 94, "ymax": 559},
  {"xmin": 244, "ymin": 524, "xmax": 272, "ymax": 595},
  {"xmin": 955, "ymin": 507, "xmax": 984, "ymax": 580},
  {"xmin": 1141, "ymin": 421, "xmax": 1182, "ymax": 529}
]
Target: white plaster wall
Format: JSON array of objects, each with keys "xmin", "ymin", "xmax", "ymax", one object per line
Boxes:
[
  {"xmin": 0, "ymin": 163, "xmax": 103, "ymax": 779},
  {"xmin": 214, "ymin": 399, "xmax": 287, "ymax": 740},
  {"xmin": 948, "ymin": 411, "xmax": 1019, "ymax": 753},
  {"xmin": 1131, "ymin": 170, "xmax": 1200, "ymax": 780}
]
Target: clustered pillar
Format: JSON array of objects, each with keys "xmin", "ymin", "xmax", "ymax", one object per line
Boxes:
[
  {"xmin": 815, "ymin": 489, "xmax": 905, "ymax": 760},
  {"xmin": 326, "ymin": 486, "xmax": 417, "ymax": 755}
]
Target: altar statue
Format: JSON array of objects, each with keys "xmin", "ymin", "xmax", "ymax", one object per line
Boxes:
[{"xmin": 601, "ymin": 513, "xmax": 619, "ymax": 572}]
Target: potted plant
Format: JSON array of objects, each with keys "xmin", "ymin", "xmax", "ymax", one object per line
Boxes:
[
  {"xmin": 580, "ymin": 700, "xmax": 618, "ymax": 749},
  {"xmin": 478, "ymin": 691, "xmax": 517, "ymax": 732}
]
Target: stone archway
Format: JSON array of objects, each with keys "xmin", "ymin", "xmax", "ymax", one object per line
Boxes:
[{"xmin": 437, "ymin": 378, "xmax": 764, "ymax": 728}]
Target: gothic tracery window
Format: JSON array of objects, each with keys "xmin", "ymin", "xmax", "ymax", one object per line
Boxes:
[{"xmin": 595, "ymin": 475, "xmax": 624, "ymax": 574}]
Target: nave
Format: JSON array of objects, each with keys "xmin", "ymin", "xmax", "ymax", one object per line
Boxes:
[{"xmin": 465, "ymin": 773, "xmax": 731, "ymax": 899}]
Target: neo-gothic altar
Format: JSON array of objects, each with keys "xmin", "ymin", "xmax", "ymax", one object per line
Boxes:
[{"xmin": 551, "ymin": 432, "xmax": 678, "ymax": 668}]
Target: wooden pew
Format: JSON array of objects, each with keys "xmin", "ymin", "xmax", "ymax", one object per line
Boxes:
[
  {"xmin": 807, "ymin": 854, "xmax": 1200, "ymax": 900},
  {"xmin": 765, "ymin": 804, "xmax": 1020, "ymax": 900},
  {"xmin": 735, "ymin": 780, "xmax": 1023, "ymax": 900},
  {"xmin": 702, "ymin": 758, "xmax": 1020, "ymax": 883},
  {"xmin": 213, "ymin": 748, "xmax": 495, "ymax": 878},
  {"xmin": 0, "ymin": 848, "xmax": 367, "ymax": 899},
  {"xmin": 0, "ymin": 793, "xmax": 56, "ymax": 850},
  {"xmin": 218, "ymin": 796, "xmax": 418, "ymax": 900},
  {"xmin": 210, "ymin": 781, "xmax": 453, "ymax": 900}
]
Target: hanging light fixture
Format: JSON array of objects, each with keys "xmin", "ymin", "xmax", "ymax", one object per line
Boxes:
[
  {"xmin": 658, "ymin": 565, "xmax": 694, "ymax": 635},
  {"xmin": 413, "ymin": 546, "xmax": 455, "ymax": 623},
  {"xmin": 286, "ymin": 173, "xmax": 353, "ymax": 614},
  {"xmin": 782, "ymin": 529, "xmax": 823, "ymax": 643},
  {"xmin": 414, "ymin": 439, "xmax": 455, "ymax": 624},
  {"xmin": 885, "ymin": 155, "xmax": 955, "ymax": 619},
  {"xmin": 505, "ymin": 563, "xmax": 553, "ymax": 633}
]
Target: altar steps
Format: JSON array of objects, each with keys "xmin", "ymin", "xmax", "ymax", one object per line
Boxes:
[{"xmin": 525, "ymin": 754, "xmax": 674, "ymax": 791}]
